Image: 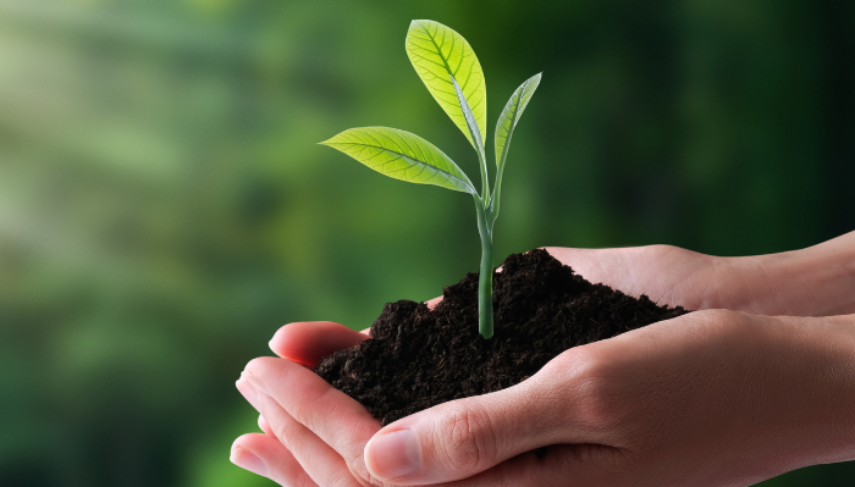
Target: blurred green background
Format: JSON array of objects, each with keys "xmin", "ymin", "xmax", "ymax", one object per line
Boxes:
[{"xmin": 0, "ymin": 0, "xmax": 853, "ymax": 485}]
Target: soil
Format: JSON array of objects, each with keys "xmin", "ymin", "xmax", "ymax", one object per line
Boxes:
[{"xmin": 315, "ymin": 249, "xmax": 689, "ymax": 426}]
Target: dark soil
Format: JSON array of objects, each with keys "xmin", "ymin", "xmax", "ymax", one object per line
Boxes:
[{"xmin": 315, "ymin": 249, "xmax": 688, "ymax": 426}]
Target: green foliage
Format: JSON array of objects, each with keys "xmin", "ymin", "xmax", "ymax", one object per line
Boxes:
[
  {"xmin": 323, "ymin": 20, "xmax": 541, "ymax": 339},
  {"xmin": 406, "ymin": 20, "xmax": 488, "ymax": 149},
  {"xmin": 492, "ymin": 73, "xmax": 542, "ymax": 220},
  {"xmin": 450, "ymin": 74, "xmax": 490, "ymax": 201},
  {"xmin": 320, "ymin": 127, "xmax": 476, "ymax": 194},
  {"xmin": 495, "ymin": 73, "xmax": 542, "ymax": 171}
]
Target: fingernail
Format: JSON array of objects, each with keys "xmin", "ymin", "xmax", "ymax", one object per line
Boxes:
[
  {"xmin": 242, "ymin": 370, "xmax": 273, "ymax": 395},
  {"xmin": 366, "ymin": 429, "xmax": 421, "ymax": 479},
  {"xmin": 236, "ymin": 373, "xmax": 260, "ymax": 410},
  {"xmin": 231, "ymin": 446, "xmax": 268, "ymax": 477}
]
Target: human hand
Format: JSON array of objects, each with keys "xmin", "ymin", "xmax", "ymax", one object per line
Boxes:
[
  {"xmin": 231, "ymin": 321, "xmax": 377, "ymax": 486},
  {"xmin": 427, "ymin": 235, "xmax": 855, "ymax": 317},
  {"xmin": 233, "ymin": 311, "xmax": 855, "ymax": 486},
  {"xmin": 544, "ymin": 230, "xmax": 855, "ymax": 317},
  {"xmin": 419, "ymin": 245, "xmax": 723, "ymax": 314},
  {"xmin": 353, "ymin": 309, "xmax": 855, "ymax": 486},
  {"xmin": 231, "ymin": 234, "xmax": 855, "ymax": 485},
  {"xmin": 228, "ymin": 245, "xmax": 717, "ymax": 484}
]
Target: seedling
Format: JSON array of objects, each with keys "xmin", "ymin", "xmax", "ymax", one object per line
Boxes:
[{"xmin": 321, "ymin": 20, "xmax": 541, "ymax": 339}]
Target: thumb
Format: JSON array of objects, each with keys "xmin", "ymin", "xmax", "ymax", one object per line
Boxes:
[{"xmin": 363, "ymin": 368, "xmax": 588, "ymax": 485}]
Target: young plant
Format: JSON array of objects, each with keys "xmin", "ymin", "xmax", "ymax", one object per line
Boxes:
[{"xmin": 321, "ymin": 20, "xmax": 541, "ymax": 339}]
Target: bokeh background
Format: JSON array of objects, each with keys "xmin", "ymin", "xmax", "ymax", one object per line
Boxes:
[{"xmin": 1, "ymin": 0, "xmax": 853, "ymax": 485}]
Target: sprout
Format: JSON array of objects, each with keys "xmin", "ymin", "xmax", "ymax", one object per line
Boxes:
[{"xmin": 321, "ymin": 20, "xmax": 541, "ymax": 339}]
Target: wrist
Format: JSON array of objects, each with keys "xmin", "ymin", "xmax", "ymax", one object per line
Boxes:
[
  {"xmin": 789, "ymin": 232, "xmax": 855, "ymax": 315},
  {"xmin": 762, "ymin": 314, "xmax": 855, "ymax": 470},
  {"xmin": 719, "ymin": 232, "xmax": 855, "ymax": 316}
]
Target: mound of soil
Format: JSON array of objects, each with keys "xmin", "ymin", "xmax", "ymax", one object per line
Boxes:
[{"xmin": 315, "ymin": 249, "xmax": 688, "ymax": 426}]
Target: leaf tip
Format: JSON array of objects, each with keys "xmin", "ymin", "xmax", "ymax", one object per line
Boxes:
[{"xmin": 318, "ymin": 134, "xmax": 340, "ymax": 147}]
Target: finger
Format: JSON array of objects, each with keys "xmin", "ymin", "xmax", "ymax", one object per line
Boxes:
[
  {"xmin": 231, "ymin": 433, "xmax": 319, "ymax": 486},
  {"xmin": 269, "ymin": 321, "xmax": 368, "ymax": 368},
  {"xmin": 243, "ymin": 357, "xmax": 382, "ymax": 483},
  {"xmin": 241, "ymin": 378, "xmax": 366, "ymax": 487},
  {"xmin": 363, "ymin": 350, "xmax": 605, "ymax": 485},
  {"xmin": 237, "ymin": 376, "xmax": 282, "ymax": 442},
  {"xmin": 259, "ymin": 415, "xmax": 274, "ymax": 437},
  {"xmin": 425, "ymin": 296, "xmax": 442, "ymax": 310}
]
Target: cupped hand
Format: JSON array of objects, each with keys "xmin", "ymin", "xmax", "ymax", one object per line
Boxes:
[
  {"xmin": 234, "ymin": 311, "xmax": 855, "ymax": 486},
  {"xmin": 359, "ymin": 309, "xmax": 855, "ymax": 486},
  {"xmin": 230, "ymin": 240, "xmax": 855, "ymax": 485},
  {"xmin": 228, "ymin": 245, "xmax": 721, "ymax": 485}
]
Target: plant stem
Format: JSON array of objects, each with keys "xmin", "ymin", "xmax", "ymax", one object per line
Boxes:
[
  {"xmin": 474, "ymin": 199, "xmax": 494, "ymax": 339},
  {"xmin": 488, "ymin": 160, "xmax": 504, "ymax": 230},
  {"xmin": 475, "ymin": 142, "xmax": 490, "ymax": 207}
]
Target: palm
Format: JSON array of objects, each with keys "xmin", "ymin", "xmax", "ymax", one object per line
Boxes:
[
  {"xmin": 427, "ymin": 246, "xmax": 724, "ymax": 313},
  {"xmin": 543, "ymin": 245, "xmax": 722, "ymax": 311}
]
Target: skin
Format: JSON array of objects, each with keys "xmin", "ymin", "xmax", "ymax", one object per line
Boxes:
[{"xmin": 231, "ymin": 231, "xmax": 855, "ymax": 486}]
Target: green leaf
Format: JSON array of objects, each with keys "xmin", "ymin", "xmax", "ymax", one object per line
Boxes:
[
  {"xmin": 450, "ymin": 74, "xmax": 485, "ymax": 153},
  {"xmin": 495, "ymin": 73, "xmax": 541, "ymax": 169},
  {"xmin": 489, "ymin": 73, "xmax": 541, "ymax": 223},
  {"xmin": 451, "ymin": 74, "xmax": 489, "ymax": 200},
  {"xmin": 406, "ymin": 20, "xmax": 487, "ymax": 148},
  {"xmin": 320, "ymin": 127, "xmax": 477, "ymax": 194}
]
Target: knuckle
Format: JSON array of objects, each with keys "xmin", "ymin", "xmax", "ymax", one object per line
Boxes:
[
  {"xmin": 645, "ymin": 243, "xmax": 678, "ymax": 254},
  {"xmin": 640, "ymin": 243, "xmax": 682, "ymax": 262},
  {"xmin": 642, "ymin": 243, "xmax": 695, "ymax": 260},
  {"xmin": 695, "ymin": 307, "xmax": 736, "ymax": 322},
  {"xmin": 434, "ymin": 403, "xmax": 498, "ymax": 473},
  {"xmin": 270, "ymin": 423, "xmax": 292, "ymax": 450},
  {"xmin": 560, "ymin": 348, "xmax": 627, "ymax": 431},
  {"xmin": 692, "ymin": 308, "xmax": 747, "ymax": 335},
  {"xmin": 540, "ymin": 345, "xmax": 597, "ymax": 377},
  {"xmin": 693, "ymin": 309, "xmax": 764, "ymax": 352},
  {"xmin": 575, "ymin": 378, "xmax": 621, "ymax": 430}
]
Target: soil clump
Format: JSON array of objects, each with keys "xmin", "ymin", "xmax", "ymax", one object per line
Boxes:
[{"xmin": 315, "ymin": 249, "xmax": 688, "ymax": 426}]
